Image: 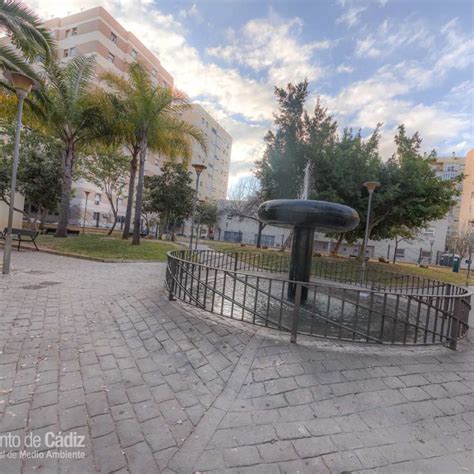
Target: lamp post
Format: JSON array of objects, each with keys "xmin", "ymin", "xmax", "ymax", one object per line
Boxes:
[
  {"xmin": 361, "ymin": 181, "xmax": 380, "ymax": 275},
  {"xmin": 189, "ymin": 163, "xmax": 207, "ymax": 250},
  {"xmin": 2, "ymin": 71, "xmax": 37, "ymax": 275},
  {"xmin": 82, "ymin": 191, "xmax": 91, "ymax": 234},
  {"xmin": 194, "ymin": 199, "xmax": 205, "ymax": 250}
]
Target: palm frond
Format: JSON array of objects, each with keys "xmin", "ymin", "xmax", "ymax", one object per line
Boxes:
[{"xmin": 0, "ymin": 0, "xmax": 55, "ymax": 59}]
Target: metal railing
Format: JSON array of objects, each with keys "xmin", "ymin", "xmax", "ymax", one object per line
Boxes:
[{"xmin": 166, "ymin": 250, "xmax": 471, "ymax": 349}]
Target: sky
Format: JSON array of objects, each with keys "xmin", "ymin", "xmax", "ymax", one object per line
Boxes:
[{"xmin": 29, "ymin": 0, "xmax": 474, "ymax": 191}]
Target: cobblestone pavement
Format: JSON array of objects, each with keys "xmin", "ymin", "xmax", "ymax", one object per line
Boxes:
[{"xmin": 0, "ymin": 251, "xmax": 472, "ymax": 473}]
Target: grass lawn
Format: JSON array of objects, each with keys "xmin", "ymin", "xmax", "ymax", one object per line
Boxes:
[
  {"xmin": 36, "ymin": 234, "xmax": 179, "ymax": 261},
  {"xmin": 205, "ymin": 240, "xmax": 473, "ymax": 286}
]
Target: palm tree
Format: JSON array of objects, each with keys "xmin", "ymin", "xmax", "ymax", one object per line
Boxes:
[
  {"xmin": 0, "ymin": 0, "xmax": 54, "ymax": 84},
  {"xmin": 100, "ymin": 62, "xmax": 207, "ymax": 245},
  {"xmin": 29, "ymin": 56, "xmax": 114, "ymax": 237}
]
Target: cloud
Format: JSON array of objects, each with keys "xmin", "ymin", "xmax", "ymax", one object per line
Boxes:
[
  {"xmin": 336, "ymin": 64, "xmax": 354, "ymax": 73},
  {"xmin": 336, "ymin": 5, "xmax": 367, "ymax": 27},
  {"xmin": 355, "ymin": 17, "xmax": 434, "ymax": 59},
  {"xmin": 179, "ymin": 3, "xmax": 200, "ymax": 20},
  {"xmin": 207, "ymin": 14, "xmax": 330, "ymax": 85}
]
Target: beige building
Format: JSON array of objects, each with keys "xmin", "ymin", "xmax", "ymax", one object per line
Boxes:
[
  {"xmin": 457, "ymin": 149, "xmax": 474, "ymax": 235},
  {"xmin": 40, "ymin": 7, "xmax": 231, "ymax": 230},
  {"xmin": 432, "ymin": 153, "xmax": 467, "ymax": 238},
  {"xmin": 181, "ymin": 104, "xmax": 232, "ymax": 201}
]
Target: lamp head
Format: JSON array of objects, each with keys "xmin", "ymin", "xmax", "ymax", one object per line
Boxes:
[
  {"xmin": 3, "ymin": 71, "xmax": 38, "ymax": 96},
  {"xmin": 192, "ymin": 163, "xmax": 207, "ymax": 175},
  {"xmin": 363, "ymin": 181, "xmax": 381, "ymax": 192}
]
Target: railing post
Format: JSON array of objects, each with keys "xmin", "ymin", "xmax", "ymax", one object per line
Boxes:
[
  {"xmin": 291, "ymin": 283, "xmax": 302, "ymax": 343},
  {"xmin": 168, "ymin": 258, "xmax": 176, "ymax": 301},
  {"xmin": 449, "ymin": 297, "xmax": 461, "ymax": 350}
]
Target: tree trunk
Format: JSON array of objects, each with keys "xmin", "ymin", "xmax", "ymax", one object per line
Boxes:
[
  {"xmin": 392, "ymin": 239, "xmax": 398, "ymax": 264},
  {"xmin": 256, "ymin": 221, "xmax": 265, "ymax": 248},
  {"xmin": 122, "ymin": 150, "xmax": 138, "ymax": 240},
  {"xmin": 107, "ymin": 195, "xmax": 118, "ymax": 236},
  {"xmin": 331, "ymin": 234, "xmax": 344, "ymax": 256},
  {"xmin": 56, "ymin": 143, "xmax": 74, "ymax": 238},
  {"xmin": 132, "ymin": 136, "xmax": 147, "ymax": 246}
]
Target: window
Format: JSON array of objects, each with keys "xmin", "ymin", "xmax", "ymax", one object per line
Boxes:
[
  {"xmin": 131, "ymin": 48, "xmax": 138, "ymax": 59},
  {"xmin": 151, "ymin": 68, "xmax": 157, "ymax": 77},
  {"xmin": 107, "ymin": 52, "xmax": 115, "ymax": 63},
  {"xmin": 95, "ymin": 193, "xmax": 101, "ymax": 205},
  {"xmin": 395, "ymin": 248, "xmax": 405, "ymax": 257},
  {"xmin": 65, "ymin": 29, "xmax": 71, "ymax": 38},
  {"xmin": 63, "ymin": 47, "xmax": 76, "ymax": 57},
  {"xmin": 110, "ymin": 31, "xmax": 117, "ymax": 43},
  {"xmin": 71, "ymin": 27, "xmax": 77, "ymax": 36}
]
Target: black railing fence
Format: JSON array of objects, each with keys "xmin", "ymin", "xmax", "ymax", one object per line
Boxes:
[{"xmin": 166, "ymin": 250, "xmax": 471, "ymax": 349}]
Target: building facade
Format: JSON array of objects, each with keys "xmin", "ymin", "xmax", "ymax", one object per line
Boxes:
[
  {"xmin": 41, "ymin": 7, "xmax": 231, "ymax": 231},
  {"xmin": 180, "ymin": 104, "xmax": 232, "ymax": 202}
]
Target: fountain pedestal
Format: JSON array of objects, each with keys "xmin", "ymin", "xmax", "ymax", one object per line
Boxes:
[
  {"xmin": 258, "ymin": 199, "xmax": 360, "ymax": 303},
  {"xmin": 288, "ymin": 226, "xmax": 314, "ymax": 301}
]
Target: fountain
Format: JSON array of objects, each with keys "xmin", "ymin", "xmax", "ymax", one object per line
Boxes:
[{"xmin": 258, "ymin": 165, "xmax": 360, "ymax": 302}]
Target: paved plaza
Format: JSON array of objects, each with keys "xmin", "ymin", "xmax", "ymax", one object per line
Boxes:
[{"xmin": 0, "ymin": 251, "xmax": 472, "ymax": 473}]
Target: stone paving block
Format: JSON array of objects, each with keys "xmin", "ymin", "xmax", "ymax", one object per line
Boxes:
[
  {"xmin": 116, "ymin": 418, "xmax": 145, "ymax": 448},
  {"xmin": 274, "ymin": 421, "xmax": 310, "ymax": 440},
  {"xmin": 400, "ymin": 386, "xmax": 430, "ymax": 402},
  {"xmin": 124, "ymin": 441, "xmax": 159, "ymax": 472},
  {"xmin": 223, "ymin": 446, "xmax": 261, "ymax": 468},
  {"xmin": 354, "ymin": 446, "xmax": 389, "ymax": 469},
  {"xmin": 322, "ymin": 450, "xmax": 363, "ymax": 472},
  {"xmin": 85, "ymin": 391, "xmax": 109, "ymax": 417},
  {"xmin": 257, "ymin": 440, "xmax": 298, "ymax": 463},
  {"xmin": 293, "ymin": 436, "xmax": 336, "ymax": 458}
]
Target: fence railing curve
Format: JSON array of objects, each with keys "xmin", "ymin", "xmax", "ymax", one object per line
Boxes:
[{"xmin": 166, "ymin": 250, "xmax": 471, "ymax": 349}]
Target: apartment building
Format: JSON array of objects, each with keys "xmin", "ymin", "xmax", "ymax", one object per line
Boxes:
[
  {"xmin": 457, "ymin": 149, "xmax": 474, "ymax": 235},
  {"xmin": 42, "ymin": 7, "xmax": 176, "ymax": 228},
  {"xmin": 181, "ymin": 104, "xmax": 232, "ymax": 201},
  {"xmin": 40, "ymin": 7, "xmax": 231, "ymax": 231},
  {"xmin": 432, "ymin": 153, "xmax": 467, "ymax": 238}
]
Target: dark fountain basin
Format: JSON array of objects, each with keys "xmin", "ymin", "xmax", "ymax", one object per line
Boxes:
[{"xmin": 258, "ymin": 199, "xmax": 360, "ymax": 302}]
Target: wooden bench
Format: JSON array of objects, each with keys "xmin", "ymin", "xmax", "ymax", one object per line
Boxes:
[{"xmin": 0, "ymin": 228, "xmax": 39, "ymax": 251}]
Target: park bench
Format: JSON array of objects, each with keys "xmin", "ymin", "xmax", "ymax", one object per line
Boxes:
[{"xmin": 0, "ymin": 228, "xmax": 39, "ymax": 251}]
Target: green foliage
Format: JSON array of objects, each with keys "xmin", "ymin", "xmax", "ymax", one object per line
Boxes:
[
  {"xmin": 197, "ymin": 201, "xmax": 218, "ymax": 227},
  {"xmin": 354, "ymin": 125, "xmax": 460, "ymax": 243},
  {"xmin": 0, "ymin": 121, "xmax": 62, "ymax": 216},
  {"xmin": 255, "ymin": 81, "xmax": 309, "ymax": 199},
  {"xmin": 79, "ymin": 144, "xmax": 130, "ymax": 202},
  {"xmin": 0, "ymin": 0, "xmax": 54, "ymax": 85},
  {"xmin": 255, "ymin": 82, "xmax": 460, "ymax": 251},
  {"xmin": 100, "ymin": 61, "xmax": 207, "ymax": 244},
  {"xmin": 143, "ymin": 163, "xmax": 194, "ymax": 222},
  {"xmin": 78, "ymin": 144, "xmax": 130, "ymax": 234},
  {"xmin": 20, "ymin": 55, "xmax": 119, "ymax": 236}
]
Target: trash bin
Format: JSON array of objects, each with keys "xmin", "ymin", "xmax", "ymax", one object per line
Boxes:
[{"xmin": 452, "ymin": 256, "xmax": 460, "ymax": 273}]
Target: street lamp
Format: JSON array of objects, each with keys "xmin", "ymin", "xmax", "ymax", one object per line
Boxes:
[
  {"xmin": 2, "ymin": 71, "xmax": 38, "ymax": 275},
  {"xmin": 361, "ymin": 181, "xmax": 380, "ymax": 272},
  {"xmin": 82, "ymin": 191, "xmax": 91, "ymax": 234},
  {"xmin": 189, "ymin": 163, "xmax": 207, "ymax": 250}
]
